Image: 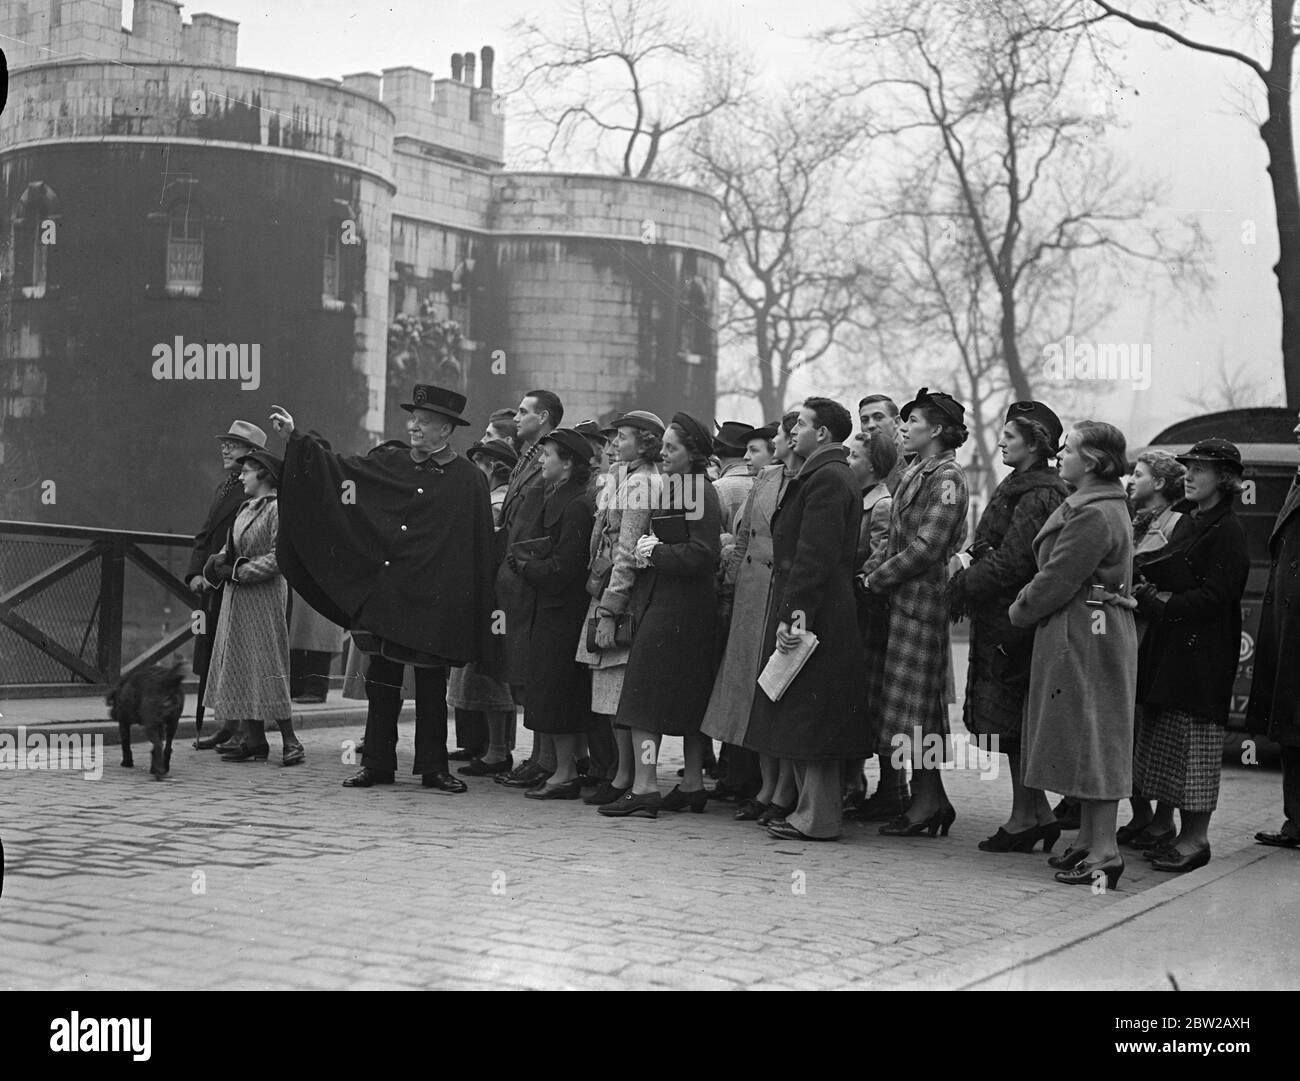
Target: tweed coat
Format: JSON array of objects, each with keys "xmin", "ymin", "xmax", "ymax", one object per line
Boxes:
[
  {"xmin": 1247, "ymin": 472, "xmax": 1300, "ymax": 746},
  {"xmin": 743, "ymin": 445, "xmax": 869, "ymax": 761},
  {"xmin": 518, "ymin": 478, "xmax": 596, "ymax": 733},
  {"xmin": 702, "ymin": 464, "xmax": 786, "ymax": 744},
  {"xmin": 615, "ymin": 478, "xmax": 722, "ymax": 736},
  {"xmin": 203, "ymin": 495, "xmax": 291, "ymax": 721},
  {"xmin": 865, "ymin": 450, "xmax": 968, "ymax": 753},
  {"xmin": 950, "ymin": 464, "xmax": 1068, "ymax": 742},
  {"xmin": 1010, "ymin": 483, "xmax": 1137, "ymax": 800}
]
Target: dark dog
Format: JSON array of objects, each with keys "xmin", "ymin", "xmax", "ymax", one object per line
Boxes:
[{"xmin": 107, "ymin": 662, "xmax": 186, "ymax": 779}]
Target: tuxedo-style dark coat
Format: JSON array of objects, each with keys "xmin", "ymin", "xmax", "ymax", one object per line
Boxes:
[
  {"xmin": 743, "ymin": 444, "xmax": 869, "ymax": 761},
  {"xmin": 517, "ymin": 478, "xmax": 596, "ymax": 733},
  {"xmin": 1138, "ymin": 499, "xmax": 1249, "ymax": 726},
  {"xmin": 495, "ymin": 443, "xmax": 546, "ymax": 685},
  {"xmin": 276, "ymin": 429, "xmax": 497, "ymax": 666},
  {"xmin": 187, "ymin": 469, "xmax": 246, "ymax": 678},
  {"xmin": 1248, "ymin": 473, "xmax": 1300, "ymax": 746}
]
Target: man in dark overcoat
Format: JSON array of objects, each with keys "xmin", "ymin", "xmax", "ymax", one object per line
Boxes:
[
  {"xmin": 493, "ymin": 389, "xmax": 563, "ymax": 789},
  {"xmin": 269, "ymin": 386, "xmax": 497, "ymax": 793},
  {"xmin": 745, "ymin": 397, "xmax": 869, "ymax": 841},
  {"xmin": 188, "ymin": 420, "xmax": 268, "ymax": 748},
  {"xmin": 1248, "ymin": 409, "xmax": 1300, "ymax": 849}
]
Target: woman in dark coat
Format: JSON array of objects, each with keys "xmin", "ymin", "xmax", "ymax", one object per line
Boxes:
[
  {"xmin": 510, "ymin": 429, "xmax": 597, "ymax": 800},
  {"xmin": 1132, "ymin": 439, "xmax": 1250, "ymax": 873},
  {"xmin": 949, "ymin": 401, "xmax": 1068, "ymax": 853},
  {"xmin": 598, "ymin": 414, "xmax": 722, "ymax": 819}
]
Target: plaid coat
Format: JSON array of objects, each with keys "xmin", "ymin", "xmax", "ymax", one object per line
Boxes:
[{"xmin": 865, "ymin": 450, "xmax": 968, "ymax": 753}]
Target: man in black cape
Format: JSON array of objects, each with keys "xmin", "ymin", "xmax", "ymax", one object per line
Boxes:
[{"xmin": 269, "ymin": 385, "xmax": 498, "ymax": 793}]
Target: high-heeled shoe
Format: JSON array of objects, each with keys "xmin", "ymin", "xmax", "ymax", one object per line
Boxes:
[
  {"xmin": 596, "ymin": 790, "xmax": 661, "ymax": 818},
  {"xmin": 1116, "ymin": 821, "xmax": 1153, "ymax": 846},
  {"xmin": 756, "ymin": 802, "xmax": 792, "ymax": 826},
  {"xmin": 1054, "ymin": 854, "xmax": 1124, "ymax": 888},
  {"xmin": 220, "ymin": 742, "xmax": 269, "ymax": 762},
  {"xmin": 734, "ymin": 798, "xmax": 768, "ymax": 821},
  {"xmin": 1129, "ymin": 827, "xmax": 1176, "ymax": 851},
  {"xmin": 661, "ymin": 785, "xmax": 708, "ymax": 813},
  {"xmin": 281, "ymin": 744, "xmax": 306, "ymax": 767},
  {"xmin": 978, "ymin": 822, "xmax": 1059, "ymax": 852},
  {"xmin": 879, "ymin": 805, "xmax": 955, "ymax": 838},
  {"xmin": 1047, "ymin": 845, "xmax": 1089, "ymax": 870}
]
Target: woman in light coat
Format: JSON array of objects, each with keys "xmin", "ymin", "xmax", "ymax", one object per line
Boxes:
[{"xmin": 1010, "ymin": 421, "xmax": 1138, "ymax": 890}]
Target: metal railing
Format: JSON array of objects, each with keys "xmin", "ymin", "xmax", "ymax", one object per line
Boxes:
[{"xmin": 0, "ymin": 521, "xmax": 196, "ymax": 696}]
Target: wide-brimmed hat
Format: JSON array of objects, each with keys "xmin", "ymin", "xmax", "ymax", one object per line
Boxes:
[
  {"xmin": 215, "ymin": 420, "xmax": 267, "ymax": 449},
  {"xmin": 747, "ymin": 423, "xmax": 778, "ymax": 442},
  {"xmin": 573, "ymin": 419, "xmax": 609, "ymax": 445},
  {"xmin": 608, "ymin": 410, "xmax": 665, "ymax": 436},
  {"xmin": 1176, "ymin": 438, "xmax": 1244, "ymax": 474},
  {"xmin": 901, "ymin": 387, "xmax": 965, "ymax": 426},
  {"xmin": 714, "ymin": 420, "xmax": 755, "ymax": 451},
  {"xmin": 540, "ymin": 428, "xmax": 597, "ymax": 463},
  {"xmin": 467, "ymin": 438, "xmax": 519, "ymax": 469},
  {"xmin": 1005, "ymin": 400, "xmax": 1063, "ymax": 451},
  {"xmin": 235, "ymin": 447, "xmax": 283, "ymax": 486},
  {"xmin": 399, "ymin": 384, "xmax": 471, "ymax": 426},
  {"xmin": 672, "ymin": 412, "xmax": 714, "ymax": 456}
]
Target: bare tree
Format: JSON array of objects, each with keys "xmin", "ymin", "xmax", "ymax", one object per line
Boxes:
[
  {"xmin": 1089, "ymin": 0, "xmax": 1300, "ymax": 407},
  {"xmin": 504, "ymin": 0, "xmax": 751, "ymax": 178},
  {"xmin": 826, "ymin": 0, "xmax": 1206, "ymax": 405},
  {"xmin": 1183, "ymin": 349, "xmax": 1275, "ymax": 412},
  {"xmin": 686, "ymin": 98, "xmax": 884, "ymax": 420}
]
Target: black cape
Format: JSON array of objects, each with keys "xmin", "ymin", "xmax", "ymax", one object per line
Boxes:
[{"xmin": 276, "ymin": 429, "xmax": 498, "ymax": 666}]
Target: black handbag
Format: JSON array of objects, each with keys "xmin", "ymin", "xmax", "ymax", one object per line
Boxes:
[
  {"xmin": 650, "ymin": 510, "xmax": 689, "ymax": 545},
  {"xmin": 586, "ymin": 553, "xmax": 614, "ymax": 598},
  {"xmin": 586, "ymin": 613, "xmax": 636, "ymax": 653}
]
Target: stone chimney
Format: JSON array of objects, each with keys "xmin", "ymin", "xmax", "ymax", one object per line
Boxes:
[
  {"xmin": 463, "ymin": 52, "xmax": 476, "ymax": 87},
  {"xmin": 480, "ymin": 46, "xmax": 495, "ymax": 90},
  {"xmin": 451, "ymin": 53, "xmax": 464, "ymax": 82}
]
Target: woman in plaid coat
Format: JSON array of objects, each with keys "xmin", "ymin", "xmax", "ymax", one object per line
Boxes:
[{"xmin": 864, "ymin": 389, "xmax": 969, "ymax": 837}]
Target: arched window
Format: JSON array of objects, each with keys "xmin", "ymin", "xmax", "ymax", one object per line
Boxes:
[
  {"xmin": 166, "ymin": 205, "xmax": 204, "ymax": 296},
  {"xmin": 12, "ymin": 182, "xmax": 60, "ymax": 299}
]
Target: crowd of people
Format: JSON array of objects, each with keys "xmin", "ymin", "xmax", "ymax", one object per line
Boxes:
[{"xmin": 185, "ymin": 383, "xmax": 1300, "ymax": 888}]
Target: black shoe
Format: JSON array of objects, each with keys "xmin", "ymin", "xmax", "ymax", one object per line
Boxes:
[
  {"xmin": 734, "ymin": 798, "xmax": 768, "ymax": 821},
  {"xmin": 1047, "ymin": 846, "xmax": 1089, "ymax": 870},
  {"xmin": 1130, "ymin": 826, "xmax": 1177, "ymax": 851},
  {"xmin": 661, "ymin": 785, "xmax": 708, "ymax": 813},
  {"xmin": 1052, "ymin": 797, "xmax": 1081, "ymax": 831},
  {"xmin": 756, "ymin": 802, "xmax": 792, "ymax": 826},
  {"xmin": 1116, "ymin": 821, "xmax": 1153, "ymax": 846},
  {"xmin": 1255, "ymin": 830, "xmax": 1300, "ymax": 849},
  {"xmin": 1055, "ymin": 854, "xmax": 1124, "ymax": 888},
  {"xmin": 1150, "ymin": 844, "xmax": 1211, "ymax": 872},
  {"xmin": 879, "ymin": 805, "xmax": 955, "ymax": 837},
  {"xmin": 496, "ymin": 761, "xmax": 547, "ymax": 787},
  {"xmin": 220, "ymin": 742, "xmax": 269, "ymax": 762},
  {"xmin": 583, "ymin": 781, "xmax": 629, "ymax": 806},
  {"xmin": 524, "ymin": 778, "xmax": 585, "ymax": 800},
  {"xmin": 281, "ymin": 744, "xmax": 306, "ymax": 767},
  {"xmin": 342, "ymin": 767, "xmax": 394, "ymax": 788},
  {"xmin": 767, "ymin": 820, "xmax": 837, "ymax": 842},
  {"xmin": 458, "ymin": 753, "xmax": 513, "ymax": 777},
  {"xmin": 597, "ymin": 790, "xmax": 661, "ymax": 818},
  {"xmin": 448, "ymin": 748, "xmax": 480, "ymax": 762},
  {"xmin": 856, "ymin": 790, "xmax": 906, "ymax": 822},
  {"xmin": 978, "ymin": 822, "xmax": 1060, "ymax": 853},
  {"xmin": 422, "ymin": 771, "xmax": 468, "ymax": 794},
  {"xmin": 195, "ymin": 730, "xmax": 234, "ymax": 750}
]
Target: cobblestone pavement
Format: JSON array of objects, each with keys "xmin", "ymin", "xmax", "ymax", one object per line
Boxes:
[{"xmin": 1, "ymin": 711, "xmax": 1286, "ymax": 990}]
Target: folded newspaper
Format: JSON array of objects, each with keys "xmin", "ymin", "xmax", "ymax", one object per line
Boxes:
[{"xmin": 757, "ymin": 631, "xmax": 819, "ymax": 702}]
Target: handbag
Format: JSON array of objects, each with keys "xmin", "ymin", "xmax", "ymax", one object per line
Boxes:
[
  {"xmin": 586, "ymin": 613, "xmax": 636, "ymax": 653},
  {"xmin": 650, "ymin": 510, "xmax": 689, "ymax": 545},
  {"xmin": 586, "ymin": 553, "xmax": 614, "ymax": 598}
]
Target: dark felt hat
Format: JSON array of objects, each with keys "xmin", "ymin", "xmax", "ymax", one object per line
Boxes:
[
  {"xmin": 608, "ymin": 410, "xmax": 665, "ymax": 436},
  {"xmin": 900, "ymin": 386, "xmax": 966, "ymax": 427},
  {"xmin": 747, "ymin": 423, "xmax": 778, "ymax": 441},
  {"xmin": 541, "ymin": 427, "xmax": 597, "ymax": 463},
  {"xmin": 1005, "ymin": 400, "xmax": 1064, "ymax": 451},
  {"xmin": 1176, "ymin": 437, "xmax": 1244, "ymax": 474},
  {"xmin": 467, "ymin": 438, "xmax": 519, "ymax": 469},
  {"xmin": 672, "ymin": 412, "xmax": 714, "ymax": 457},
  {"xmin": 714, "ymin": 420, "xmax": 755, "ymax": 451},
  {"xmin": 234, "ymin": 448, "xmax": 283, "ymax": 486},
  {"xmin": 399, "ymin": 384, "xmax": 471, "ymax": 426},
  {"xmin": 573, "ymin": 419, "xmax": 609, "ymax": 444}
]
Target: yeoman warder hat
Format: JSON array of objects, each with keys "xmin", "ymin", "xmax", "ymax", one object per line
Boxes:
[{"xmin": 400, "ymin": 384, "xmax": 471, "ymax": 426}]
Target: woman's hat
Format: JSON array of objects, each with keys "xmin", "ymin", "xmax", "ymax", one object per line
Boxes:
[
  {"xmin": 671, "ymin": 412, "xmax": 713, "ymax": 456},
  {"xmin": 1005, "ymin": 400, "xmax": 1063, "ymax": 451},
  {"xmin": 540, "ymin": 427, "xmax": 597, "ymax": 462},
  {"xmin": 573, "ymin": 419, "xmax": 609, "ymax": 445},
  {"xmin": 467, "ymin": 438, "xmax": 519, "ymax": 469},
  {"xmin": 215, "ymin": 420, "xmax": 267, "ymax": 449},
  {"xmin": 608, "ymin": 410, "xmax": 665, "ymax": 436},
  {"xmin": 747, "ymin": 423, "xmax": 778, "ymax": 442},
  {"xmin": 1176, "ymin": 437, "xmax": 1244, "ymax": 474},
  {"xmin": 714, "ymin": 420, "xmax": 755, "ymax": 451},
  {"xmin": 900, "ymin": 387, "xmax": 965, "ymax": 426},
  {"xmin": 235, "ymin": 448, "xmax": 283, "ymax": 486},
  {"xmin": 399, "ymin": 384, "xmax": 471, "ymax": 426}
]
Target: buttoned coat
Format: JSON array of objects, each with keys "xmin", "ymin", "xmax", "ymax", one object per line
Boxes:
[
  {"xmin": 1247, "ymin": 474, "xmax": 1300, "ymax": 746},
  {"xmin": 743, "ymin": 445, "xmax": 868, "ymax": 761},
  {"xmin": 701, "ymin": 464, "xmax": 786, "ymax": 745},
  {"xmin": 865, "ymin": 450, "xmax": 968, "ymax": 751},
  {"xmin": 203, "ymin": 495, "xmax": 291, "ymax": 721},
  {"xmin": 495, "ymin": 443, "xmax": 547, "ymax": 685},
  {"xmin": 1010, "ymin": 483, "xmax": 1137, "ymax": 800},
  {"xmin": 517, "ymin": 478, "xmax": 596, "ymax": 733}
]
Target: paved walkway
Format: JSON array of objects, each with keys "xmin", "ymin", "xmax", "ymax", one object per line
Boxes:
[{"xmin": 1, "ymin": 713, "xmax": 1289, "ymax": 990}]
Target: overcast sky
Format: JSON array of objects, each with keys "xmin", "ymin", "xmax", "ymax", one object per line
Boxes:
[{"xmin": 106, "ymin": 0, "xmax": 1285, "ymax": 440}]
